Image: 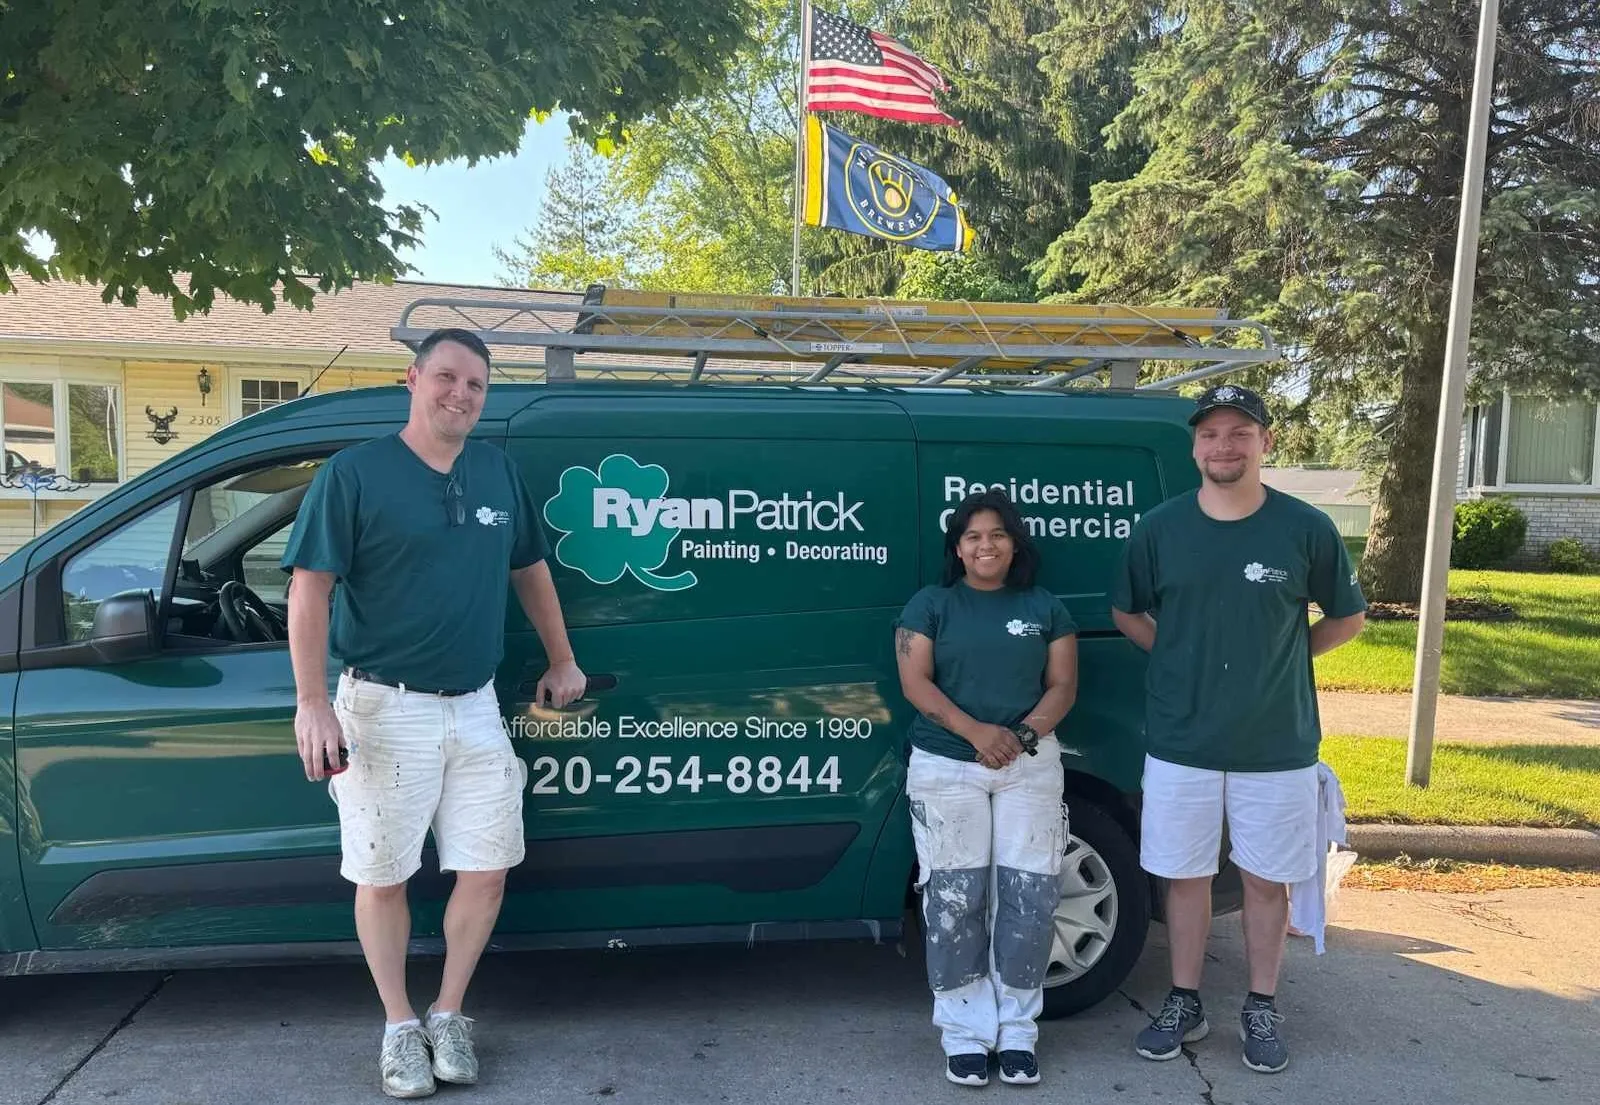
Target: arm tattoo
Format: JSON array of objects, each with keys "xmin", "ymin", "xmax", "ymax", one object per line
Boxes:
[
  {"xmin": 894, "ymin": 627, "xmax": 915, "ymax": 659},
  {"xmin": 922, "ymin": 709, "xmax": 949, "ymax": 729}
]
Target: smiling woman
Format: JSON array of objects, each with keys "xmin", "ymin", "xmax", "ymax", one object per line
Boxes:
[{"xmin": 894, "ymin": 489, "xmax": 1081, "ymax": 1086}]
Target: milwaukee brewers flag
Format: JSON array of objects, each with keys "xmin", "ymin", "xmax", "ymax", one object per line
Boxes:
[{"xmin": 802, "ymin": 115, "xmax": 973, "ymax": 252}]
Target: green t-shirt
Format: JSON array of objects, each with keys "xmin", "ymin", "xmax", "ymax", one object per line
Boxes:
[
  {"xmin": 1110, "ymin": 487, "xmax": 1366, "ymax": 772},
  {"xmin": 895, "ymin": 581, "xmax": 1077, "ymax": 762},
  {"xmin": 281, "ymin": 434, "xmax": 550, "ymax": 691}
]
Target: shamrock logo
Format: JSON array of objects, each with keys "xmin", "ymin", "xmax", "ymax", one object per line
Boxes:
[
  {"xmin": 1006, "ymin": 619, "xmax": 1027, "ymax": 636},
  {"xmin": 1244, "ymin": 562, "xmax": 1267, "ymax": 582},
  {"xmin": 475, "ymin": 506, "xmax": 495, "ymax": 526},
  {"xmin": 542, "ymin": 454, "xmax": 697, "ymax": 592}
]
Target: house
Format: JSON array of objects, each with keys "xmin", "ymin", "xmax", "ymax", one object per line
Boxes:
[
  {"xmin": 1260, "ymin": 466, "xmax": 1371, "ymax": 538},
  {"xmin": 0, "ymin": 277, "xmax": 580, "ymax": 557},
  {"xmin": 1460, "ymin": 393, "xmax": 1600, "ymax": 564}
]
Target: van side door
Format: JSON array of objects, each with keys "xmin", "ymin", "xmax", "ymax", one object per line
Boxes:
[{"xmin": 496, "ymin": 393, "xmax": 918, "ymax": 937}]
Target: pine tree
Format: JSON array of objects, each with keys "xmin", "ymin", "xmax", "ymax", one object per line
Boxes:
[{"xmin": 1040, "ymin": 0, "xmax": 1600, "ymax": 601}]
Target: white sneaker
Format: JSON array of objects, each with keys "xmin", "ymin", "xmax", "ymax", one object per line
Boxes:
[
  {"xmin": 380, "ymin": 1023, "xmax": 436, "ymax": 1099},
  {"xmin": 427, "ymin": 1010, "xmax": 479, "ymax": 1085}
]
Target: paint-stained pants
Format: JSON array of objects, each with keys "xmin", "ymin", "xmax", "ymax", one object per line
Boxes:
[{"xmin": 908, "ymin": 739, "xmax": 1066, "ymax": 1056}]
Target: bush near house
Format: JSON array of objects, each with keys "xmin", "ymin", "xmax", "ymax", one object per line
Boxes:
[
  {"xmin": 1451, "ymin": 499, "xmax": 1527, "ymax": 569},
  {"xmin": 1545, "ymin": 538, "xmax": 1596, "ymax": 574}
]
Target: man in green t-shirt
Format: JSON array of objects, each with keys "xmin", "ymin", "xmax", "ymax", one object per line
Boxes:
[
  {"xmin": 1110, "ymin": 384, "xmax": 1366, "ymax": 1075},
  {"xmin": 282, "ymin": 328, "xmax": 586, "ymax": 1100}
]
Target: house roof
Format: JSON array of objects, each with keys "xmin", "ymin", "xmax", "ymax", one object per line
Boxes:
[
  {"xmin": 1261, "ymin": 466, "xmax": 1370, "ymax": 506},
  {"xmin": 0, "ymin": 276, "xmax": 581, "ymax": 362}
]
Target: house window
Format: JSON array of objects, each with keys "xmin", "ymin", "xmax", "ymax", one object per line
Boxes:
[
  {"xmin": 1504, "ymin": 397, "xmax": 1597, "ymax": 486},
  {"xmin": 1, "ymin": 380, "xmax": 122, "ymax": 485},
  {"xmin": 240, "ymin": 378, "xmax": 300, "ymax": 417}
]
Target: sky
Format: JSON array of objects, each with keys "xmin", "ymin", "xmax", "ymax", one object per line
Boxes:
[{"xmin": 371, "ymin": 115, "xmax": 570, "ymax": 287}]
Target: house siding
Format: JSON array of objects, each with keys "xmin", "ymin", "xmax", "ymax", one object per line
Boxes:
[{"xmin": 0, "ymin": 353, "xmax": 405, "ymax": 558}]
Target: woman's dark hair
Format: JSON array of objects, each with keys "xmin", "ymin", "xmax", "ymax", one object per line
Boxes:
[{"xmin": 941, "ymin": 490, "xmax": 1040, "ymax": 588}]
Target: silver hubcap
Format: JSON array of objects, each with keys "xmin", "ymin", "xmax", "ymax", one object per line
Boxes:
[{"xmin": 1043, "ymin": 833, "xmax": 1118, "ymax": 989}]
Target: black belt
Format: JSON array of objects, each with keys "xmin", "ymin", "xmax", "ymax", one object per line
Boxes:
[{"xmin": 343, "ymin": 666, "xmax": 476, "ymax": 697}]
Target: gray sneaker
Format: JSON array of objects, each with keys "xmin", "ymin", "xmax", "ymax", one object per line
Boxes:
[
  {"xmin": 1239, "ymin": 1000, "xmax": 1289, "ymax": 1073},
  {"xmin": 380, "ymin": 1024, "xmax": 436, "ymax": 1099},
  {"xmin": 1135, "ymin": 991, "xmax": 1210, "ymax": 1061},
  {"xmin": 427, "ymin": 1011, "xmax": 479, "ymax": 1085}
]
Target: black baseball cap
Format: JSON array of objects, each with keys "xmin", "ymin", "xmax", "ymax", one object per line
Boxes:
[{"xmin": 1189, "ymin": 383, "xmax": 1271, "ymax": 428}]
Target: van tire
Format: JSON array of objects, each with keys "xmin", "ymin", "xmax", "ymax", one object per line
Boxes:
[{"xmin": 1039, "ymin": 797, "xmax": 1150, "ymax": 1019}]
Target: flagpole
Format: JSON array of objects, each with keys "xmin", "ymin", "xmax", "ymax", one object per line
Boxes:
[{"xmin": 791, "ymin": 0, "xmax": 810, "ymax": 296}]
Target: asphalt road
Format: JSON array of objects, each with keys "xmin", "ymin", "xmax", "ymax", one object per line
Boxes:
[{"xmin": 4, "ymin": 888, "xmax": 1596, "ymax": 1105}]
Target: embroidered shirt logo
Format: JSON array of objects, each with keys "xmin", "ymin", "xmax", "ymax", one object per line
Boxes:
[
  {"xmin": 1006, "ymin": 619, "xmax": 1043, "ymax": 637},
  {"xmin": 476, "ymin": 506, "xmax": 511, "ymax": 527},
  {"xmin": 1244, "ymin": 561, "xmax": 1289, "ymax": 583}
]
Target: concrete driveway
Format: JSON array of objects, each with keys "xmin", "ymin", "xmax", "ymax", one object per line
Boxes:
[{"xmin": 4, "ymin": 888, "xmax": 1596, "ymax": 1105}]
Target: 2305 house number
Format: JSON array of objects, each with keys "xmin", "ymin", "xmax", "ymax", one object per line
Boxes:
[{"xmin": 188, "ymin": 415, "xmax": 224, "ymax": 427}]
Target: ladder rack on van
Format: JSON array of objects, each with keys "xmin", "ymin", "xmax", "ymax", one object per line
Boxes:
[{"xmin": 390, "ymin": 287, "xmax": 1279, "ymax": 391}]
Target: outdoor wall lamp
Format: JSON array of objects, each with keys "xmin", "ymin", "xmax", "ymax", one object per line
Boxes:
[{"xmin": 197, "ymin": 366, "xmax": 212, "ymax": 406}]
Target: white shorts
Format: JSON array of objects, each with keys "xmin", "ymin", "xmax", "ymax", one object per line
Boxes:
[
  {"xmin": 329, "ymin": 672, "xmax": 526, "ymax": 886},
  {"xmin": 1139, "ymin": 754, "xmax": 1318, "ymax": 885}
]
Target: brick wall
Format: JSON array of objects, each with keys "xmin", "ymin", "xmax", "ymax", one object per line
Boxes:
[{"xmin": 1472, "ymin": 492, "xmax": 1600, "ymax": 567}]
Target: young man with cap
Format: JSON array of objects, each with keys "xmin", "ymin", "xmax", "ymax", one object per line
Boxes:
[
  {"xmin": 283, "ymin": 327, "xmax": 586, "ymax": 1098},
  {"xmin": 1110, "ymin": 384, "xmax": 1366, "ymax": 1074}
]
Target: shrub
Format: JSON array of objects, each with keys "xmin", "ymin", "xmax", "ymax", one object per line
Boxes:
[
  {"xmin": 1450, "ymin": 499, "xmax": 1527, "ymax": 568},
  {"xmin": 1545, "ymin": 537, "xmax": 1595, "ymax": 574}
]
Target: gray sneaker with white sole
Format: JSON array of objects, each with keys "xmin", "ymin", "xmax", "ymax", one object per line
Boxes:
[
  {"xmin": 1239, "ymin": 1000, "xmax": 1289, "ymax": 1073},
  {"xmin": 1135, "ymin": 991, "xmax": 1210, "ymax": 1061}
]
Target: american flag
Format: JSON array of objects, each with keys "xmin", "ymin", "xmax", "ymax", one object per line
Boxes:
[{"xmin": 804, "ymin": 6, "xmax": 957, "ymax": 126}]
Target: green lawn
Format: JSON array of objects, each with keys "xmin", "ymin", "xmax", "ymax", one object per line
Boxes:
[
  {"xmin": 1323, "ymin": 735, "xmax": 1600, "ymax": 828},
  {"xmin": 1315, "ymin": 568, "xmax": 1600, "ymax": 697}
]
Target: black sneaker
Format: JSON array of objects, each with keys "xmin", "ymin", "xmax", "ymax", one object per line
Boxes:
[
  {"xmin": 1239, "ymin": 998, "xmax": 1289, "ymax": 1073},
  {"xmin": 946, "ymin": 1053, "xmax": 990, "ymax": 1087},
  {"xmin": 1135, "ymin": 991, "xmax": 1209, "ymax": 1061},
  {"xmin": 997, "ymin": 1050, "xmax": 1039, "ymax": 1085}
]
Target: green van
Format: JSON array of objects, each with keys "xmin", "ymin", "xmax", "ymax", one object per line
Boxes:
[{"xmin": 0, "ymin": 295, "xmax": 1278, "ymax": 1017}]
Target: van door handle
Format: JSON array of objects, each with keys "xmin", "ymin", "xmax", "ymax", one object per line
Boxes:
[{"xmin": 516, "ymin": 672, "xmax": 618, "ymax": 699}]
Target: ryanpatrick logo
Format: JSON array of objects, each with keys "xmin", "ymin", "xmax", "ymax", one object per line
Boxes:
[
  {"xmin": 542, "ymin": 455, "xmax": 698, "ymax": 592},
  {"xmin": 1244, "ymin": 561, "xmax": 1289, "ymax": 584},
  {"xmin": 543, "ymin": 453, "xmax": 879, "ymax": 592}
]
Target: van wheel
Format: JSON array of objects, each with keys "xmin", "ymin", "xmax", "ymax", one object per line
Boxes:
[{"xmin": 1040, "ymin": 798, "xmax": 1150, "ymax": 1019}]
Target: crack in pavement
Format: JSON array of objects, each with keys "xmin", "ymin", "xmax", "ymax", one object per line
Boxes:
[
  {"xmin": 1118, "ymin": 989, "xmax": 1216, "ymax": 1105},
  {"xmin": 1184, "ymin": 1047, "xmax": 1218, "ymax": 1105},
  {"xmin": 35, "ymin": 972, "xmax": 171, "ymax": 1105}
]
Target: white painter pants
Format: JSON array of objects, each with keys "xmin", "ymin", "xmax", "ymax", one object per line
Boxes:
[{"xmin": 907, "ymin": 738, "xmax": 1066, "ymax": 1056}]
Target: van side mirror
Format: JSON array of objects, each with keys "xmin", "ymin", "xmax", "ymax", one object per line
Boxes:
[{"xmin": 90, "ymin": 590, "xmax": 158, "ymax": 664}]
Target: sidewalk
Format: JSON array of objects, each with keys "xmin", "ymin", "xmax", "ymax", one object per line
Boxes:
[{"xmin": 1320, "ymin": 690, "xmax": 1600, "ymax": 744}]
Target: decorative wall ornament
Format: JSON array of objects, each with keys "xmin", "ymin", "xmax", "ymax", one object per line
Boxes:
[{"xmin": 146, "ymin": 405, "xmax": 180, "ymax": 445}]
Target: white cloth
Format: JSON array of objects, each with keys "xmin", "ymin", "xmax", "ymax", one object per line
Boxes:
[
  {"xmin": 1288, "ymin": 762, "xmax": 1350, "ymax": 954},
  {"xmin": 330, "ymin": 672, "xmax": 525, "ymax": 886},
  {"xmin": 1138, "ymin": 755, "xmax": 1319, "ymax": 884},
  {"xmin": 907, "ymin": 740, "xmax": 1066, "ymax": 1056}
]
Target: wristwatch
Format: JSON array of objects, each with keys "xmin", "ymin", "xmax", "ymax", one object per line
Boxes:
[{"xmin": 1010, "ymin": 723, "xmax": 1040, "ymax": 756}]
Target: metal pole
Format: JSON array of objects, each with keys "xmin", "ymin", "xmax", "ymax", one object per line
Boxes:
[
  {"xmin": 791, "ymin": 1, "xmax": 810, "ymax": 296},
  {"xmin": 1407, "ymin": 0, "xmax": 1500, "ymax": 787}
]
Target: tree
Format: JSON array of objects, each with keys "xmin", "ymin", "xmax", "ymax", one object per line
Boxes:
[
  {"xmin": 500, "ymin": 0, "xmax": 798, "ymax": 295},
  {"xmin": 494, "ymin": 141, "xmax": 635, "ymax": 291},
  {"xmin": 0, "ymin": 0, "xmax": 749, "ymax": 316},
  {"xmin": 1039, "ymin": 0, "xmax": 1600, "ymax": 602}
]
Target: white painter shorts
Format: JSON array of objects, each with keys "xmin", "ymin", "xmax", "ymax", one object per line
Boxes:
[
  {"xmin": 329, "ymin": 672, "xmax": 526, "ymax": 887},
  {"xmin": 1139, "ymin": 754, "xmax": 1318, "ymax": 885}
]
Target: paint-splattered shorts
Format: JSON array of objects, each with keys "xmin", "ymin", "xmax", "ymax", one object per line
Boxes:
[{"xmin": 329, "ymin": 672, "xmax": 526, "ymax": 886}]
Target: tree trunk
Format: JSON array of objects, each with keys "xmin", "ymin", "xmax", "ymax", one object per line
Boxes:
[{"xmin": 1360, "ymin": 327, "xmax": 1449, "ymax": 604}]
